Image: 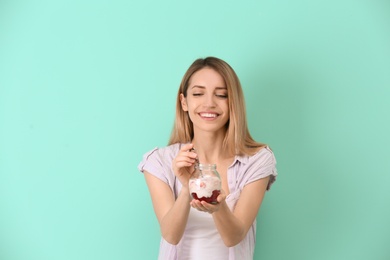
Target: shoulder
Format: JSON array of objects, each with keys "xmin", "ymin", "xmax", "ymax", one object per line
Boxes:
[
  {"xmin": 139, "ymin": 143, "xmax": 183, "ymax": 166},
  {"xmin": 233, "ymin": 146, "xmax": 277, "ymax": 189},
  {"xmin": 138, "ymin": 143, "xmax": 185, "ymax": 187},
  {"xmin": 239, "ymin": 146, "xmax": 276, "ymax": 166},
  {"xmin": 253, "ymin": 146, "xmax": 276, "ymax": 162}
]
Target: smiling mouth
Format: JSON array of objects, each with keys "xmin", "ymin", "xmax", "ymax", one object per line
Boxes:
[{"xmin": 199, "ymin": 112, "xmax": 219, "ymax": 118}]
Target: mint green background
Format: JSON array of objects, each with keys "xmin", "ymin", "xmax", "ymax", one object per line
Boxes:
[{"xmin": 1, "ymin": 1, "xmax": 389, "ymax": 259}]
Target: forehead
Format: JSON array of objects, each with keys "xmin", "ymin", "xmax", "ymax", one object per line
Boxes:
[{"xmin": 189, "ymin": 68, "xmax": 225, "ymax": 88}]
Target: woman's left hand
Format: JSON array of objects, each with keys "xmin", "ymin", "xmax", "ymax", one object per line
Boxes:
[{"xmin": 190, "ymin": 190, "xmax": 227, "ymax": 214}]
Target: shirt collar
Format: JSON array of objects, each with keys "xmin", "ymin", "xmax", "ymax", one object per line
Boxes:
[{"xmin": 231, "ymin": 154, "xmax": 249, "ymax": 166}]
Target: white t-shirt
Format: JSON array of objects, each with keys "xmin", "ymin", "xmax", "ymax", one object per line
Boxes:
[{"xmin": 177, "ymin": 206, "xmax": 229, "ymax": 260}]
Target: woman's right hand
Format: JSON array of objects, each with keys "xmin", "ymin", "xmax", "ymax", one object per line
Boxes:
[{"xmin": 172, "ymin": 143, "xmax": 198, "ymax": 188}]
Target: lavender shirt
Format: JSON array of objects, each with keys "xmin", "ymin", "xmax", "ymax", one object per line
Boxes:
[{"xmin": 138, "ymin": 143, "xmax": 277, "ymax": 260}]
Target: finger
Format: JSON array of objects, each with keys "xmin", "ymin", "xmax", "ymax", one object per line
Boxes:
[
  {"xmin": 177, "ymin": 154, "xmax": 196, "ymax": 163},
  {"xmin": 195, "ymin": 201, "xmax": 215, "ymax": 213},
  {"xmin": 191, "ymin": 199, "xmax": 205, "ymax": 210},
  {"xmin": 180, "ymin": 144, "xmax": 198, "ymax": 159},
  {"xmin": 175, "ymin": 159, "xmax": 195, "ymax": 168},
  {"xmin": 181, "ymin": 143, "xmax": 194, "ymax": 152},
  {"xmin": 216, "ymin": 189, "xmax": 226, "ymax": 203},
  {"xmin": 201, "ymin": 201, "xmax": 217, "ymax": 210},
  {"xmin": 216, "ymin": 194, "xmax": 226, "ymax": 203},
  {"xmin": 177, "ymin": 151, "xmax": 197, "ymax": 162}
]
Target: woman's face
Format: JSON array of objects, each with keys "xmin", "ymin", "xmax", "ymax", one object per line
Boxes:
[{"xmin": 180, "ymin": 67, "xmax": 229, "ymax": 134}]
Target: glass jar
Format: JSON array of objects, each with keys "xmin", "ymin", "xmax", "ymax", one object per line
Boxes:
[{"xmin": 189, "ymin": 164, "xmax": 221, "ymax": 204}]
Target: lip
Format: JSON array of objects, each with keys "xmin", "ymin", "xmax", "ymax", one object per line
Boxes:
[{"xmin": 198, "ymin": 112, "xmax": 220, "ymax": 120}]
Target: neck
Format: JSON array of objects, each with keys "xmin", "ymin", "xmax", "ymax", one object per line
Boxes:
[{"xmin": 192, "ymin": 131, "xmax": 231, "ymax": 164}]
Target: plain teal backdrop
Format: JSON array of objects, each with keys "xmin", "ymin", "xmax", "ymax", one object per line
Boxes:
[{"xmin": 1, "ymin": 0, "xmax": 390, "ymax": 259}]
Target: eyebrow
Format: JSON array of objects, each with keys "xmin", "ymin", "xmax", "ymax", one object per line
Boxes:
[{"xmin": 191, "ymin": 85, "xmax": 227, "ymax": 90}]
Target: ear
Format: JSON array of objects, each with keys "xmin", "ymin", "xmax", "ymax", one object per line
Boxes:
[{"xmin": 180, "ymin": 93, "xmax": 188, "ymax": 111}]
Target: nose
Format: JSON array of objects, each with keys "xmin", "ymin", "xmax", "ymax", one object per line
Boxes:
[{"xmin": 203, "ymin": 93, "xmax": 216, "ymax": 107}]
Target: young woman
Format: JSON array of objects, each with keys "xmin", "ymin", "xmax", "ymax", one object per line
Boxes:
[{"xmin": 138, "ymin": 57, "xmax": 277, "ymax": 260}]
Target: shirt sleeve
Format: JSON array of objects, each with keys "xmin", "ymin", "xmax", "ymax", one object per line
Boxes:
[
  {"xmin": 137, "ymin": 147, "xmax": 169, "ymax": 185},
  {"xmin": 137, "ymin": 146, "xmax": 178, "ymax": 192},
  {"xmin": 241, "ymin": 146, "xmax": 277, "ymax": 191}
]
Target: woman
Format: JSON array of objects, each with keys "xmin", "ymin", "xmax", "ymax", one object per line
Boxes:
[{"xmin": 138, "ymin": 57, "xmax": 277, "ymax": 259}]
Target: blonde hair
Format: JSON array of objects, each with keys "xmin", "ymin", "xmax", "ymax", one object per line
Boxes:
[{"xmin": 168, "ymin": 57, "xmax": 266, "ymax": 156}]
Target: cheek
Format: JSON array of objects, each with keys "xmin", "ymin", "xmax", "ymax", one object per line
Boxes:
[
  {"xmin": 187, "ymin": 104, "xmax": 197, "ymax": 116},
  {"xmin": 223, "ymin": 104, "xmax": 230, "ymax": 120},
  {"xmin": 222, "ymin": 102, "xmax": 229, "ymax": 113},
  {"xmin": 185, "ymin": 98, "xmax": 197, "ymax": 111}
]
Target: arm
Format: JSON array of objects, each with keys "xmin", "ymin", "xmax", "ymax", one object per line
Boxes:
[
  {"xmin": 191, "ymin": 176, "xmax": 270, "ymax": 247},
  {"xmin": 143, "ymin": 143, "xmax": 198, "ymax": 245},
  {"xmin": 144, "ymin": 172, "xmax": 191, "ymax": 245}
]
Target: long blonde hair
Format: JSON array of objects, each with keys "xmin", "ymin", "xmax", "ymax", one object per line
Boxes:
[{"xmin": 168, "ymin": 57, "xmax": 265, "ymax": 156}]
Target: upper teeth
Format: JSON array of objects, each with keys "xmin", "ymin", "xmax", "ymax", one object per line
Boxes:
[{"xmin": 200, "ymin": 113, "xmax": 217, "ymax": 118}]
